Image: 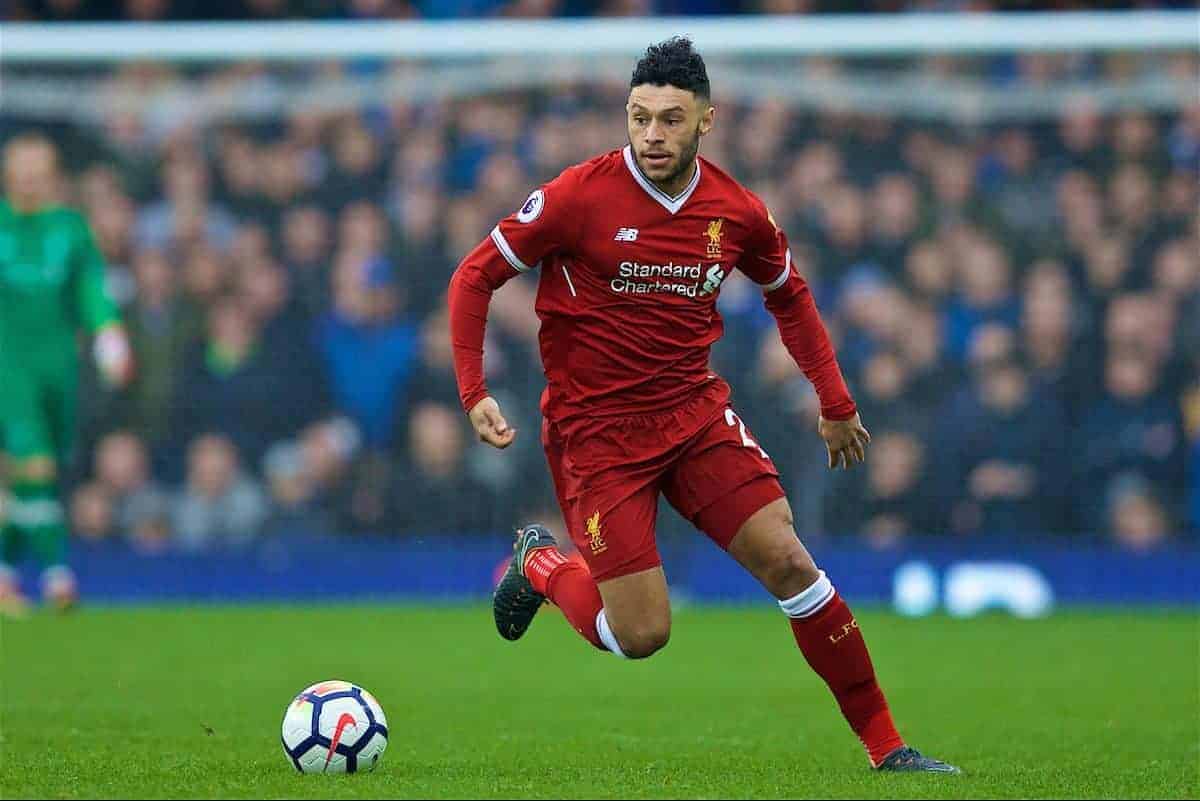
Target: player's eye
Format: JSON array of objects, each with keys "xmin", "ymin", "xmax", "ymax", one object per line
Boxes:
[{"xmin": 633, "ymin": 116, "xmax": 648, "ymax": 125}]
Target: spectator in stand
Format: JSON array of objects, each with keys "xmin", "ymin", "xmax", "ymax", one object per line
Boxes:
[
  {"xmin": 1019, "ymin": 258, "xmax": 1091, "ymax": 416},
  {"xmin": 1075, "ymin": 347, "xmax": 1187, "ymax": 532},
  {"xmin": 1108, "ymin": 476, "xmax": 1172, "ymax": 552},
  {"xmin": 943, "ymin": 236, "xmax": 1020, "ymax": 362},
  {"xmin": 171, "ymin": 295, "xmax": 324, "ymax": 474},
  {"xmin": 70, "ymin": 482, "xmax": 116, "ymax": 543},
  {"xmin": 92, "ymin": 430, "xmax": 172, "ymax": 551},
  {"xmin": 941, "ymin": 343, "xmax": 1069, "ymax": 535},
  {"xmin": 869, "ymin": 172, "xmax": 922, "ymax": 274},
  {"xmin": 855, "ymin": 431, "xmax": 934, "ymax": 546},
  {"xmin": 389, "ymin": 402, "xmax": 500, "ymax": 535},
  {"xmin": 173, "ymin": 434, "xmax": 270, "ymax": 550},
  {"xmin": 264, "ymin": 417, "xmax": 363, "ymax": 534},
  {"xmin": 135, "ymin": 154, "xmax": 236, "ymax": 253},
  {"xmin": 316, "ymin": 252, "xmax": 419, "ymax": 450},
  {"xmin": 123, "ymin": 247, "xmax": 203, "ymax": 448},
  {"xmin": 281, "ymin": 205, "xmax": 334, "ymax": 318}
]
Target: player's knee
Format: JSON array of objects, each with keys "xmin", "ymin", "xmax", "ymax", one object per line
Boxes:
[
  {"xmin": 763, "ymin": 543, "xmax": 821, "ymax": 599},
  {"xmin": 614, "ymin": 621, "xmax": 670, "ymax": 659},
  {"xmin": 784, "ymin": 546, "xmax": 820, "ymax": 586},
  {"xmin": 13, "ymin": 456, "xmax": 56, "ymax": 483},
  {"xmin": 622, "ymin": 627, "xmax": 670, "ymax": 659}
]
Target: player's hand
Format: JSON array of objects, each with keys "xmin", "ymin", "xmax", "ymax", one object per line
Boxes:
[
  {"xmin": 93, "ymin": 324, "xmax": 134, "ymax": 389},
  {"xmin": 469, "ymin": 396, "xmax": 517, "ymax": 449},
  {"xmin": 818, "ymin": 412, "xmax": 871, "ymax": 470}
]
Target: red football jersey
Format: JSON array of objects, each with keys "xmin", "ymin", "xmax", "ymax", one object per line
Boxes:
[{"xmin": 449, "ymin": 146, "xmax": 854, "ymax": 428}]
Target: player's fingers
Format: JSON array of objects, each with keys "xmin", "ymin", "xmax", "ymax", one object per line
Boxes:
[
  {"xmin": 481, "ymin": 427, "xmax": 516, "ymax": 449},
  {"xmin": 497, "ymin": 425, "xmax": 518, "ymax": 447},
  {"xmin": 826, "ymin": 443, "xmax": 836, "ymax": 470},
  {"xmin": 857, "ymin": 425, "xmax": 872, "ymax": 445},
  {"xmin": 483, "ymin": 408, "xmax": 510, "ymax": 435},
  {"xmin": 476, "ymin": 417, "xmax": 499, "ymax": 441},
  {"xmin": 851, "ymin": 440, "xmax": 865, "ymax": 464}
]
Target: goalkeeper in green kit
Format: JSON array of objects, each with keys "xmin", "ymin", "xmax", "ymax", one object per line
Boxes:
[{"xmin": 0, "ymin": 134, "xmax": 132, "ymax": 616}]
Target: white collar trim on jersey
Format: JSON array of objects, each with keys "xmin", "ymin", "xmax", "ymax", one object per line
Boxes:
[{"xmin": 622, "ymin": 145, "xmax": 701, "ymax": 215}]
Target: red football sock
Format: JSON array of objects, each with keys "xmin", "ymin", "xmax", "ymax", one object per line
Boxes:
[
  {"xmin": 525, "ymin": 549, "xmax": 605, "ymax": 650},
  {"xmin": 788, "ymin": 592, "xmax": 904, "ymax": 766}
]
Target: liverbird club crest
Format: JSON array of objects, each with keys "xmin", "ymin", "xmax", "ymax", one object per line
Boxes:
[{"xmin": 705, "ymin": 218, "xmax": 724, "ymax": 258}]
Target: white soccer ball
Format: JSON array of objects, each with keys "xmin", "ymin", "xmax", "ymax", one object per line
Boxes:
[{"xmin": 281, "ymin": 680, "xmax": 388, "ymax": 773}]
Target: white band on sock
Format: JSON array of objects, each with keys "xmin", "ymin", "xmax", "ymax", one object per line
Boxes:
[
  {"xmin": 595, "ymin": 608, "xmax": 627, "ymax": 659},
  {"xmin": 9, "ymin": 499, "xmax": 64, "ymax": 527},
  {"xmin": 778, "ymin": 570, "xmax": 835, "ymax": 618}
]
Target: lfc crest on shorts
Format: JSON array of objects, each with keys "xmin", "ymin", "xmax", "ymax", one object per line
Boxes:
[
  {"xmin": 586, "ymin": 511, "xmax": 607, "ymax": 555},
  {"xmin": 705, "ymin": 218, "xmax": 723, "ymax": 258}
]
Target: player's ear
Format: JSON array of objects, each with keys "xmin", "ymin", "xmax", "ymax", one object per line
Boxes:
[{"xmin": 699, "ymin": 104, "xmax": 715, "ymax": 137}]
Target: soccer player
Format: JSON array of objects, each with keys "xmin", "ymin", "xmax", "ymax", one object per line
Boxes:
[
  {"xmin": 0, "ymin": 134, "xmax": 133, "ymax": 616},
  {"xmin": 448, "ymin": 38, "xmax": 958, "ymax": 774}
]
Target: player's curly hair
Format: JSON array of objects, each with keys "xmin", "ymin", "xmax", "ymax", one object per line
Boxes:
[{"xmin": 630, "ymin": 36, "xmax": 710, "ymax": 101}]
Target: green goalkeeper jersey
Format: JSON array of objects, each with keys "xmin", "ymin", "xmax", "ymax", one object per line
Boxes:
[{"xmin": 0, "ymin": 198, "xmax": 119, "ymax": 372}]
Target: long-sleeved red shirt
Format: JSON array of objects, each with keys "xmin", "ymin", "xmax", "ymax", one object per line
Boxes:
[{"xmin": 449, "ymin": 146, "xmax": 856, "ymax": 432}]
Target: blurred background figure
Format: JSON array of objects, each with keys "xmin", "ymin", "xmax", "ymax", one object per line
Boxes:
[
  {"xmin": 173, "ymin": 434, "xmax": 269, "ymax": 551},
  {"xmin": 0, "ymin": 1, "xmax": 1192, "ymax": 568},
  {"xmin": 389, "ymin": 402, "xmax": 499, "ymax": 535},
  {"xmin": 0, "ymin": 134, "xmax": 132, "ymax": 615},
  {"xmin": 92, "ymin": 430, "xmax": 172, "ymax": 552}
]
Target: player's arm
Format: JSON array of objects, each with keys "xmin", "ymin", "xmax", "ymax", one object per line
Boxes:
[
  {"xmin": 73, "ymin": 214, "xmax": 133, "ymax": 388},
  {"xmin": 448, "ymin": 176, "xmax": 579, "ymax": 449},
  {"xmin": 739, "ymin": 201, "xmax": 869, "ymax": 470}
]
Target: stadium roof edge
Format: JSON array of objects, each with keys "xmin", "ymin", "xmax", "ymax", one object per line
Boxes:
[{"xmin": 0, "ymin": 11, "xmax": 1197, "ymax": 63}]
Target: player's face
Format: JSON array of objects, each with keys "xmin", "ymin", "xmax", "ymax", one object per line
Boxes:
[
  {"xmin": 627, "ymin": 84, "xmax": 714, "ymax": 190},
  {"xmin": 3, "ymin": 140, "xmax": 59, "ymax": 211}
]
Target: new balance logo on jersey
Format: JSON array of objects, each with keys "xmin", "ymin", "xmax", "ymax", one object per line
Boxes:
[{"xmin": 614, "ymin": 228, "xmax": 639, "ymax": 242}]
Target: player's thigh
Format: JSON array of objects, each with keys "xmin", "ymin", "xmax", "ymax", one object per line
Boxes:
[
  {"xmin": 664, "ymin": 406, "xmax": 784, "ymax": 551},
  {"xmin": 541, "ymin": 418, "xmax": 576, "ymax": 531},
  {"xmin": 44, "ymin": 367, "xmax": 77, "ymax": 462},
  {"xmin": 546, "ymin": 418, "xmax": 665, "ymax": 583},
  {"xmin": 561, "ymin": 479, "xmax": 663, "ymax": 583},
  {"xmin": 596, "ymin": 565, "xmax": 671, "ymax": 653},
  {"xmin": 725, "ymin": 496, "xmax": 821, "ymax": 600},
  {"xmin": 0, "ymin": 369, "xmax": 58, "ymax": 475}
]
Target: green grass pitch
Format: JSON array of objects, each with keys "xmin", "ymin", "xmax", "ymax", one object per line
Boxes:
[{"xmin": 1, "ymin": 605, "xmax": 1196, "ymax": 799}]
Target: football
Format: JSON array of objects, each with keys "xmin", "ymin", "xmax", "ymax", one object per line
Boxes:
[{"xmin": 280, "ymin": 680, "xmax": 388, "ymax": 774}]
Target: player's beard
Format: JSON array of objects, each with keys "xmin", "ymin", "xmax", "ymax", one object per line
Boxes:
[{"xmin": 632, "ymin": 122, "xmax": 702, "ymax": 193}]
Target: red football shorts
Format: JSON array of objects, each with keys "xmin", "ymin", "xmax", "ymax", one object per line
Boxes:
[{"xmin": 542, "ymin": 393, "xmax": 785, "ymax": 583}]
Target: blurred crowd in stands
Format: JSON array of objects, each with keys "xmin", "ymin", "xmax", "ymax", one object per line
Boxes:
[
  {"xmin": 7, "ymin": 0, "xmax": 1196, "ymax": 22},
  {"xmin": 1, "ymin": 45, "xmax": 1196, "ymax": 554}
]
